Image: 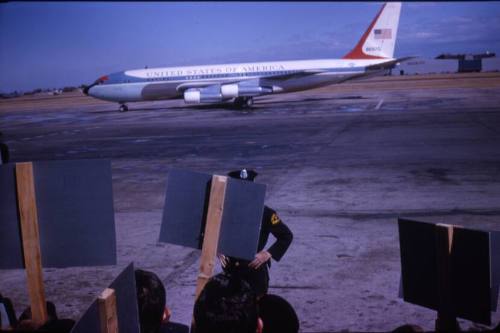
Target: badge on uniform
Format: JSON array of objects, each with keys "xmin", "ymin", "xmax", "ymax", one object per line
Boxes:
[{"xmin": 271, "ymin": 213, "xmax": 280, "ymax": 225}]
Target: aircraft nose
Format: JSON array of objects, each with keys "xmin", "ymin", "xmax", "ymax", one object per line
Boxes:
[
  {"xmin": 84, "ymin": 75, "xmax": 108, "ymax": 96},
  {"xmin": 83, "ymin": 83, "xmax": 95, "ymax": 96}
]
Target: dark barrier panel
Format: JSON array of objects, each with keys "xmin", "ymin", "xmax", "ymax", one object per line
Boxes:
[
  {"xmin": 71, "ymin": 263, "xmax": 140, "ymax": 333},
  {"xmin": 159, "ymin": 169, "xmax": 212, "ymax": 249},
  {"xmin": 398, "ymin": 219, "xmax": 438, "ymax": 310},
  {"xmin": 450, "ymin": 227, "xmax": 491, "ymax": 324},
  {"xmin": 0, "ymin": 164, "xmax": 24, "ymax": 268},
  {"xmin": 159, "ymin": 170, "xmax": 266, "ymax": 260},
  {"xmin": 109, "ymin": 263, "xmax": 141, "ymax": 333},
  {"xmin": 398, "ymin": 218, "xmax": 500, "ymax": 325},
  {"xmin": 0, "ymin": 160, "xmax": 116, "ymax": 269},
  {"xmin": 218, "ymin": 178, "xmax": 266, "ymax": 260},
  {"xmin": 491, "ymin": 231, "xmax": 500, "ymax": 311}
]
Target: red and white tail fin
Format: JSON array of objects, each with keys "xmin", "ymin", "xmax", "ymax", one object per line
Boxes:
[{"xmin": 343, "ymin": 2, "xmax": 401, "ymax": 60}]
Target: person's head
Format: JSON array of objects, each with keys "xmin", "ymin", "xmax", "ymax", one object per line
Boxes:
[
  {"xmin": 15, "ymin": 301, "xmax": 58, "ymax": 331},
  {"xmin": 391, "ymin": 324, "xmax": 424, "ymax": 332},
  {"xmin": 135, "ymin": 269, "xmax": 167, "ymax": 333},
  {"xmin": 258, "ymin": 294, "xmax": 299, "ymax": 333},
  {"xmin": 39, "ymin": 318, "xmax": 75, "ymax": 333},
  {"xmin": 0, "ymin": 294, "xmax": 17, "ymax": 329},
  {"xmin": 227, "ymin": 169, "xmax": 258, "ymax": 182},
  {"xmin": 194, "ymin": 273, "xmax": 261, "ymax": 333},
  {"xmin": 18, "ymin": 301, "xmax": 58, "ymax": 323}
]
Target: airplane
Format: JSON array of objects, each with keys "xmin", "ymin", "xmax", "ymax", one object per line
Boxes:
[{"xmin": 84, "ymin": 2, "xmax": 407, "ymax": 112}]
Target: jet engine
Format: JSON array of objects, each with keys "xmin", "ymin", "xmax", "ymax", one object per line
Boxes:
[
  {"xmin": 183, "ymin": 89, "xmax": 223, "ymax": 104},
  {"xmin": 220, "ymin": 84, "xmax": 273, "ymax": 98}
]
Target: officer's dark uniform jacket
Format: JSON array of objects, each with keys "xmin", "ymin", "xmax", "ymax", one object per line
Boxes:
[
  {"xmin": 224, "ymin": 205, "xmax": 293, "ymax": 295},
  {"xmin": 258, "ymin": 206, "xmax": 293, "ymax": 263}
]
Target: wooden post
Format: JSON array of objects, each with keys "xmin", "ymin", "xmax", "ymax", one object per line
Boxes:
[
  {"xmin": 98, "ymin": 288, "xmax": 118, "ymax": 333},
  {"xmin": 194, "ymin": 175, "xmax": 228, "ymax": 300},
  {"xmin": 435, "ymin": 223, "xmax": 459, "ymax": 332},
  {"xmin": 15, "ymin": 162, "xmax": 48, "ymax": 325}
]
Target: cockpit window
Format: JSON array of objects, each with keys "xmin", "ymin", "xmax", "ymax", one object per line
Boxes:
[{"xmin": 95, "ymin": 75, "xmax": 109, "ymax": 85}]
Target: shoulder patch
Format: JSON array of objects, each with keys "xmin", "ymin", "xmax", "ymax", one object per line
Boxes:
[{"xmin": 271, "ymin": 213, "xmax": 280, "ymax": 225}]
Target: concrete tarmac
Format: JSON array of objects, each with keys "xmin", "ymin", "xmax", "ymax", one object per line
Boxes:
[{"xmin": 1, "ymin": 73, "xmax": 500, "ymax": 331}]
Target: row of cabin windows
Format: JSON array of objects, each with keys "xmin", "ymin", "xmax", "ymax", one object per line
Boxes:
[{"xmin": 120, "ymin": 70, "xmax": 300, "ymax": 83}]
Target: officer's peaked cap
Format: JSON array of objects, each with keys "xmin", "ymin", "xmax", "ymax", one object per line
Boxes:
[{"xmin": 227, "ymin": 169, "xmax": 258, "ymax": 181}]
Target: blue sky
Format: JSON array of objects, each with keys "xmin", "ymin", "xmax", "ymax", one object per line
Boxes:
[{"xmin": 1, "ymin": 2, "xmax": 500, "ymax": 93}]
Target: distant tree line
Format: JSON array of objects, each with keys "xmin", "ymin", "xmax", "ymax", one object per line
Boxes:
[{"xmin": 0, "ymin": 85, "xmax": 86, "ymax": 99}]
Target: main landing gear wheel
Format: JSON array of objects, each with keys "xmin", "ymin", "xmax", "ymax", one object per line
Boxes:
[
  {"xmin": 119, "ymin": 104, "xmax": 129, "ymax": 112},
  {"xmin": 234, "ymin": 97, "xmax": 254, "ymax": 108}
]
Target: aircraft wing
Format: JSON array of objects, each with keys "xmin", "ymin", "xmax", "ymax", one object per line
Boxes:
[
  {"xmin": 263, "ymin": 69, "xmax": 328, "ymax": 81},
  {"xmin": 176, "ymin": 81, "xmax": 223, "ymax": 92},
  {"xmin": 333, "ymin": 56, "xmax": 417, "ymax": 84},
  {"xmin": 175, "ymin": 69, "xmax": 327, "ymax": 92}
]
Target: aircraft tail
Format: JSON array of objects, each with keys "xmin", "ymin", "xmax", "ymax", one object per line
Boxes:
[{"xmin": 343, "ymin": 2, "xmax": 401, "ymax": 60}]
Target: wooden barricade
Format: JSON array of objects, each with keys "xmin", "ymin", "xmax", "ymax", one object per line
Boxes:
[
  {"xmin": 98, "ymin": 288, "xmax": 119, "ymax": 333},
  {"xmin": 15, "ymin": 162, "xmax": 48, "ymax": 325},
  {"xmin": 195, "ymin": 175, "xmax": 228, "ymax": 299}
]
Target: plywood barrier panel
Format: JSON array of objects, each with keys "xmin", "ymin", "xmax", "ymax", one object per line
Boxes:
[
  {"xmin": 398, "ymin": 218, "xmax": 439, "ymax": 310},
  {"xmin": 159, "ymin": 169, "xmax": 212, "ymax": 249},
  {"xmin": 160, "ymin": 170, "xmax": 266, "ymax": 260},
  {"xmin": 218, "ymin": 178, "xmax": 266, "ymax": 261},
  {"xmin": 491, "ymin": 231, "xmax": 500, "ymax": 311},
  {"xmin": 0, "ymin": 159, "xmax": 116, "ymax": 269},
  {"xmin": 70, "ymin": 299, "xmax": 100, "ymax": 333},
  {"xmin": 450, "ymin": 227, "xmax": 491, "ymax": 325},
  {"xmin": 71, "ymin": 263, "xmax": 140, "ymax": 333},
  {"xmin": 34, "ymin": 160, "xmax": 116, "ymax": 267},
  {"xmin": 0, "ymin": 164, "xmax": 24, "ymax": 269},
  {"xmin": 109, "ymin": 263, "xmax": 141, "ymax": 333},
  {"xmin": 399, "ymin": 218, "xmax": 499, "ymax": 326}
]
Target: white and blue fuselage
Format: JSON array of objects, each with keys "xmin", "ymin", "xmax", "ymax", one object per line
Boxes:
[
  {"xmin": 85, "ymin": 3, "xmax": 404, "ymax": 110},
  {"xmin": 87, "ymin": 59, "xmax": 391, "ymax": 102}
]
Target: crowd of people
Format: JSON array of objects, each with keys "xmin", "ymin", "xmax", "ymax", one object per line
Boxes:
[
  {"xmin": 3, "ymin": 157, "xmax": 498, "ymax": 332},
  {"xmin": 0, "ymin": 169, "xmax": 299, "ymax": 333},
  {"xmin": 0, "ymin": 268, "xmax": 299, "ymax": 333}
]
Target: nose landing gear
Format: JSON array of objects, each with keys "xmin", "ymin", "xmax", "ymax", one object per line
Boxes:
[{"xmin": 119, "ymin": 104, "xmax": 129, "ymax": 112}]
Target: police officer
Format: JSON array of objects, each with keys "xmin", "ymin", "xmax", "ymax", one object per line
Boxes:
[{"xmin": 221, "ymin": 169, "xmax": 293, "ymax": 296}]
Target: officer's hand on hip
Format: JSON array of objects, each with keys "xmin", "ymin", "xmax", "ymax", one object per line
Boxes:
[
  {"xmin": 218, "ymin": 254, "xmax": 229, "ymax": 268},
  {"xmin": 249, "ymin": 250, "xmax": 272, "ymax": 269}
]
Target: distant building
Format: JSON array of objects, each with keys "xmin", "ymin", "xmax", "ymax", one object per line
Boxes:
[
  {"xmin": 435, "ymin": 52, "xmax": 495, "ymax": 60},
  {"xmin": 483, "ymin": 58, "xmax": 500, "ymax": 72},
  {"xmin": 396, "ymin": 52, "xmax": 499, "ymax": 75},
  {"xmin": 434, "ymin": 52, "xmax": 497, "ymax": 73},
  {"xmin": 397, "ymin": 58, "xmax": 458, "ymax": 75}
]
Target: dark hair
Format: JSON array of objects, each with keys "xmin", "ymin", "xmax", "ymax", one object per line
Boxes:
[
  {"xmin": 258, "ymin": 294, "xmax": 299, "ymax": 333},
  {"xmin": 18, "ymin": 301, "xmax": 58, "ymax": 323},
  {"xmin": 391, "ymin": 324, "xmax": 424, "ymax": 332},
  {"xmin": 39, "ymin": 318, "xmax": 75, "ymax": 333},
  {"xmin": 135, "ymin": 269, "xmax": 166, "ymax": 333},
  {"xmin": 0, "ymin": 142, "xmax": 9, "ymax": 163},
  {"xmin": 194, "ymin": 273, "xmax": 258, "ymax": 333},
  {"xmin": 0, "ymin": 294, "xmax": 18, "ymax": 328}
]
